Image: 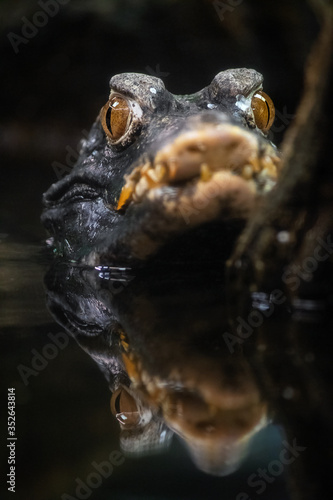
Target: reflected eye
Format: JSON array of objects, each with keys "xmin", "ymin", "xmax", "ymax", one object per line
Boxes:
[
  {"xmin": 251, "ymin": 91, "xmax": 275, "ymax": 133},
  {"xmin": 100, "ymin": 93, "xmax": 143, "ymax": 145},
  {"xmin": 110, "ymin": 387, "xmax": 140, "ymax": 428}
]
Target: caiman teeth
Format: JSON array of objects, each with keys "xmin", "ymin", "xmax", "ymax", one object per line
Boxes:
[
  {"xmin": 146, "ymin": 164, "xmax": 167, "ymax": 183},
  {"xmin": 117, "ymin": 183, "xmax": 135, "ymax": 210},
  {"xmin": 154, "ymin": 124, "xmax": 261, "ymax": 182},
  {"xmin": 133, "ymin": 176, "xmax": 150, "ymax": 201},
  {"xmin": 116, "ymin": 124, "xmax": 281, "ymax": 211}
]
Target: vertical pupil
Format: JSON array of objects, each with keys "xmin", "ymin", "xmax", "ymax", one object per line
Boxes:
[
  {"xmin": 264, "ymin": 99, "xmax": 270, "ymax": 128},
  {"xmin": 251, "ymin": 91, "xmax": 275, "ymax": 132},
  {"xmin": 101, "ymin": 94, "xmax": 133, "ymax": 142},
  {"xmin": 105, "ymin": 107, "xmax": 112, "ymax": 135},
  {"xmin": 111, "ymin": 97, "xmax": 130, "ymax": 139}
]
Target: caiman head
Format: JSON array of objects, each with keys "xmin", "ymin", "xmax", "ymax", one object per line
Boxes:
[{"xmin": 41, "ymin": 70, "xmax": 280, "ymax": 265}]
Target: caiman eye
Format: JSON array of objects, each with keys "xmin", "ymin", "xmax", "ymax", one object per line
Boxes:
[
  {"xmin": 110, "ymin": 387, "xmax": 140, "ymax": 428},
  {"xmin": 101, "ymin": 94, "xmax": 131, "ymax": 142},
  {"xmin": 100, "ymin": 93, "xmax": 142, "ymax": 146},
  {"xmin": 251, "ymin": 90, "xmax": 275, "ymax": 133}
]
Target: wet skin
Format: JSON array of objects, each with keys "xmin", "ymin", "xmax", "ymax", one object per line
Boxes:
[
  {"xmin": 41, "ymin": 68, "xmax": 280, "ymax": 476},
  {"xmin": 41, "ymin": 70, "xmax": 279, "ymax": 265},
  {"xmin": 41, "ymin": 4, "xmax": 333, "ymax": 496}
]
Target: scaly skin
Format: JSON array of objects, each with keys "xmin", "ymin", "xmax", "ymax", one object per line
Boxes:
[{"xmin": 41, "ymin": 69, "xmax": 280, "ymax": 265}]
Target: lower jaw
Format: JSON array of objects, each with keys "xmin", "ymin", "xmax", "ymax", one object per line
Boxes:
[
  {"xmin": 145, "ymin": 169, "xmax": 260, "ymax": 223},
  {"xmin": 97, "ymin": 171, "xmax": 260, "ymax": 263},
  {"xmin": 79, "ymin": 167, "xmax": 270, "ymax": 265}
]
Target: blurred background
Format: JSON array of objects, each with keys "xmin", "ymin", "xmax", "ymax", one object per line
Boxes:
[{"xmin": 0, "ymin": 1, "xmax": 319, "ymax": 499}]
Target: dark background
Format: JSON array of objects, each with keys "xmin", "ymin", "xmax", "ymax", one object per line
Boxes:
[
  {"xmin": 0, "ymin": 0, "xmax": 318, "ymax": 243},
  {"xmin": 0, "ymin": 1, "xmax": 319, "ymax": 499}
]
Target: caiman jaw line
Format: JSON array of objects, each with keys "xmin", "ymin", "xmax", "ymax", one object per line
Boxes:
[
  {"xmin": 116, "ymin": 123, "xmax": 281, "ymax": 211},
  {"xmin": 121, "ymin": 349, "xmax": 267, "ymax": 441}
]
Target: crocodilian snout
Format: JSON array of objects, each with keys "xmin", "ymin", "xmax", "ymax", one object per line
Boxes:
[
  {"xmin": 115, "ymin": 112, "xmax": 280, "ymax": 217},
  {"xmin": 89, "ymin": 111, "xmax": 281, "ymax": 263},
  {"xmin": 41, "ymin": 109, "xmax": 280, "ymax": 264}
]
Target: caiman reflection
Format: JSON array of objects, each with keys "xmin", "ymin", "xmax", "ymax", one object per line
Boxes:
[
  {"xmin": 41, "ymin": 3, "xmax": 333, "ymax": 497},
  {"xmin": 44, "ymin": 261, "xmax": 268, "ymax": 476}
]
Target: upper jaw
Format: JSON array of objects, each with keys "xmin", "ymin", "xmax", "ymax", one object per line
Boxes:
[
  {"xmin": 41, "ymin": 111, "xmax": 280, "ymax": 263},
  {"xmin": 115, "ymin": 120, "xmax": 280, "ymax": 220}
]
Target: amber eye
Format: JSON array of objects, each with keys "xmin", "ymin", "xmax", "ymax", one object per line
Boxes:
[
  {"xmin": 110, "ymin": 387, "xmax": 140, "ymax": 428},
  {"xmin": 101, "ymin": 94, "xmax": 131, "ymax": 142},
  {"xmin": 251, "ymin": 90, "xmax": 275, "ymax": 133}
]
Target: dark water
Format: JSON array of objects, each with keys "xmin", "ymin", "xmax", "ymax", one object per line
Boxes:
[{"xmin": 1, "ymin": 238, "xmax": 290, "ymax": 500}]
